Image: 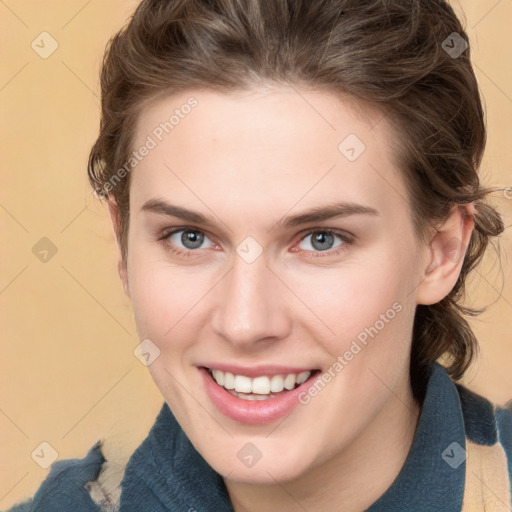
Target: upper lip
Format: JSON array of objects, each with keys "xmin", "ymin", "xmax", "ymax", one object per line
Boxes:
[{"xmin": 199, "ymin": 363, "xmax": 318, "ymax": 378}]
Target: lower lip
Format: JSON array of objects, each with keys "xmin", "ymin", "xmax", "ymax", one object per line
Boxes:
[{"xmin": 199, "ymin": 367, "xmax": 318, "ymax": 425}]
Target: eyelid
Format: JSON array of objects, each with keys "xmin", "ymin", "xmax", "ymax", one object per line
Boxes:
[
  {"xmin": 294, "ymin": 227, "xmax": 355, "ymax": 245},
  {"xmin": 291, "ymin": 228, "xmax": 355, "ymax": 257},
  {"xmin": 158, "ymin": 226, "xmax": 218, "ymax": 248},
  {"xmin": 158, "ymin": 226, "xmax": 355, "ymax": 257}
]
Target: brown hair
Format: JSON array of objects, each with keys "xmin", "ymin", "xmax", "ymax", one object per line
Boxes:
[{"xmin": 88, "ymin": 0, "xmax": 504, "ymax": 398}]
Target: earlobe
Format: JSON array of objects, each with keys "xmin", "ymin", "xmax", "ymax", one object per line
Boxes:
[{"xmin": 416, "ymin": 204, "xmax": 475, "ymax": 305}]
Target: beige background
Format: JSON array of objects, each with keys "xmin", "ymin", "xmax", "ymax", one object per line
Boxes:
[{"xmin": 0, "ymin": 0, "xmax": 511, "ymax": 508}]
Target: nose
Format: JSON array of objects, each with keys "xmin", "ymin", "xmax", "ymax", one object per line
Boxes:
[{"xmin": 211, "ymin": 253, "xmax": 292, "ymax": 350}]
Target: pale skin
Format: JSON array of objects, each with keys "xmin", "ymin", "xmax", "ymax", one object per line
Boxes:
[{"xmin": 108, "ymin": 86, "xmax": 475, "ymax": 512}]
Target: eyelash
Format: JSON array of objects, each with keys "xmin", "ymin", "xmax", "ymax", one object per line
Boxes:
[{"xmin": 157, "ymin": 227, "xmax": 355, "ymax": 259}]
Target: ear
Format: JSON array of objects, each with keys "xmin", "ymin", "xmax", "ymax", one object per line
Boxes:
[
  {"xmin": 415, "ymin": 203, "xmax": 475, "ymax": 306},
  {"xmin": 107, "ymin": 198, "xmax": 130, "ymax": 298}
]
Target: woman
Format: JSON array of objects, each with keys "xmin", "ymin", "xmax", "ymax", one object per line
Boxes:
[{"xmin": 8, "ymin": 0, "xmax": 511, "ymax": 511}]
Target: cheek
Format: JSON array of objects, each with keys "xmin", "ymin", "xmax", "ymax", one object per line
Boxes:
[
  {"xmin": 291, "ymin": 253, "xmax": 415, "ymax": 347},
  {"xmin": 126, "ymin": 250, "xmax": 213, "ymax": 346}
]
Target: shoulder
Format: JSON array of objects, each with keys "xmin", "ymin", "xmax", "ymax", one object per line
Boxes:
[
  {"xmin": 455, "ymin": 383, "xmax": 512, "ymax": 447},
  {"xmin": 454, "ymin": 382, "xmax": 512, "ymax": 496},
  {"xmin": 3, "ymin": 441, "xmax": 125, "ymax": 512}
]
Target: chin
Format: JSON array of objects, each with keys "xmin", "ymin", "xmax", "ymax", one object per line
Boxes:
[
  {"xmin": 200, "ymin": 436, "xmax": 319, "ymax": 485},
  {"xmin": 219, "ymin": 459, "xmax": 310, "ymax": 485}
]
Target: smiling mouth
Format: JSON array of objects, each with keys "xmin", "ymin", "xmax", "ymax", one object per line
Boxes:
[{"xmin": 204, "ymin": 367, "xmax": 321, "ymax": 401}]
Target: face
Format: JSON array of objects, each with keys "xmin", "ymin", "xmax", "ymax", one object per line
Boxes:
[{"xmin": 120, "ymin": 86, "xmax": 432, "ymax": 483}]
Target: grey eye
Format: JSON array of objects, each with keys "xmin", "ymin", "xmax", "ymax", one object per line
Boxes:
[
  {"xmin": 171, "ymin": 230, "xmax": 206, "ymax": 250},
  {"xmin": 298, "ymin": 231, "xmax": 343, "ymax": 252}
]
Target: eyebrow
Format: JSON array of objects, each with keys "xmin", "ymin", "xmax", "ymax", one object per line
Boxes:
[{"xmin": 141, "ymin": 198, "xmax": 379, "ymax": 230}]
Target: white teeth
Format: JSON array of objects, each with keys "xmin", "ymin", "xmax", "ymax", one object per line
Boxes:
[
  {"xmin": 284, "ymin": 374, "xmax": 297, "ymax": 390},
  {"xmin": 270, "ymin": 375, "xmax": 285, "ymax": 392},
  {"xmin": 233, "ymin": 391, "xmax": 272, "ymax": 401},
  {"xmin": 234, "ymin": 375, "xmax": 252, "ymax": 393},
  {"xmin": 251, "ymin": 376, "xmax": 271, "ymax": 394},
  {"xmin": 296, "ymin": 371, "xmax": 310, "ymax": 384},
  {"xmin": 223, "ymin": 372, "xmax": 235, "ymax": 390},
  {"xmin": 209, "ymin": 369, "xmax": 312, "ymax": 396},
  {"xmin": 212, "ymin": 369, "xmax": 224, "ymax": 386}
]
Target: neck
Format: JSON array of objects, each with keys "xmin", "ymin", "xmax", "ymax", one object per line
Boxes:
[{"xmin": 224, "ymin": 374, "xmax": 422, "ymax": 512}]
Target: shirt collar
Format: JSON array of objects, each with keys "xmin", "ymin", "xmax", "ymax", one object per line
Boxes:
[{"xmin": 368, "ymin": 361, "xmax": 466, "ymax": 511}]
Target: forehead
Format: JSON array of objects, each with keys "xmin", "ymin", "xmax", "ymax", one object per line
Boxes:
[{"xmin": 129, "ymin": 86, "xmax": 409, "ymax": 222}]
